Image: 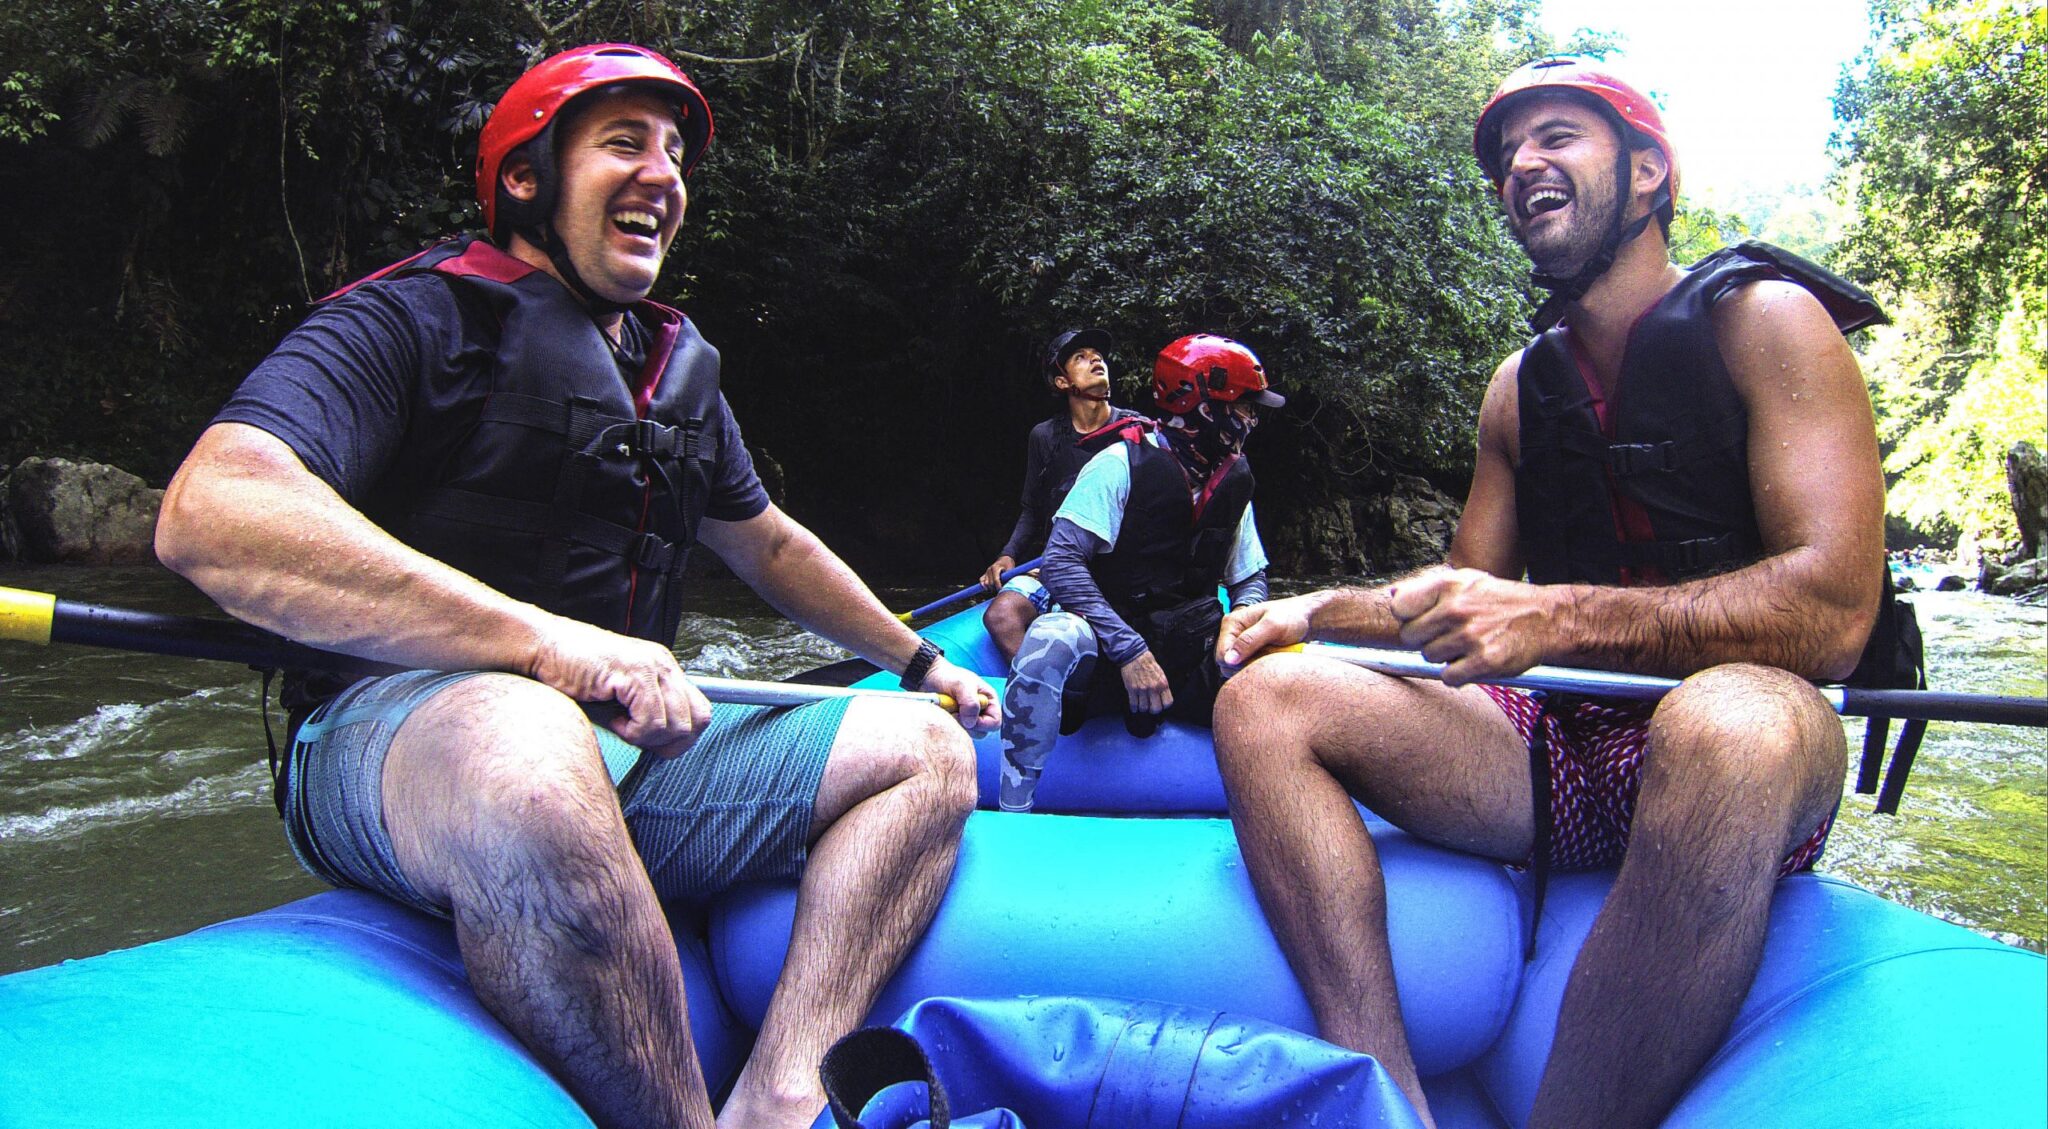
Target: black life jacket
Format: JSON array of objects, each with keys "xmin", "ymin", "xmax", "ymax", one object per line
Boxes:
[
  {"xmin": 1061, "ymin": 429, "xmax": 1256, "ymax": 733},
  {"xmin": 329, "ymin": 236, "xmax": 720, "ymax": 647},
  {"xmin": 1513, "ymin": 240, "xmax": 1921, "ymax": 697},
  {"xmin": 1089, "ymin": 436, "xmax": 1255, "ymax": 621},
  {"xmin": 1034, "ymin": 407, "xmax": 1145, "ymax": 517},
  {"xmin": 1516, "ymin": 242, "xmax": 1885, "ymax": 586}
]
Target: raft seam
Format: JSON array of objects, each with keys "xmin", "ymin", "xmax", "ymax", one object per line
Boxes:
[{"xmin": 197, "ymin": 910, "xmax": 467, "ymax": 979}]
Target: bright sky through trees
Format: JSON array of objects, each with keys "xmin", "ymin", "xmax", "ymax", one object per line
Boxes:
[{"xmin": 1537, "ymin": 0, "xmax": 1872, "ymax": 201}]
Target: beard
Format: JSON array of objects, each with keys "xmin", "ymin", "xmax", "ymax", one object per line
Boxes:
[{"xmin": 1511, "ymin": 165, "xmax": 1622, "ymax": 278}]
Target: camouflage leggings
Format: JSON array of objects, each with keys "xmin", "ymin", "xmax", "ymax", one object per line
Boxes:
[{"xmin": 998, "ymin": 611, "xmax": 1098, "ymax": 811}]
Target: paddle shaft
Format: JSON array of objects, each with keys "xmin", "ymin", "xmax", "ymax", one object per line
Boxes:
[
  {"xmin": 898, "ymin": 556, "xmax": 1045, "ymax": 622},
  {"xmin": 1296, "ymin": 643, "xmax": 2048, "ymax": 728},
  {"xmin": 0, "ymin": 586, "xmax": 957, "ymax": 711}
]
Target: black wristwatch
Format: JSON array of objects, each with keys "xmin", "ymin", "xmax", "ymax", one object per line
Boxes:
[{"xmin": 900, "ymin": 639, "xmax": 944, "ymax": 691}]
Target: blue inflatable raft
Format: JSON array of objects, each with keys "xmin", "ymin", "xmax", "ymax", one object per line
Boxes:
[{"xmin": 2, "ymin": 605, "xmax": 2042, "ymax": 1127}]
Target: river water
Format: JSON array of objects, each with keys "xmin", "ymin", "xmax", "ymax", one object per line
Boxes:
[{"xmin": 1, "ymin": 562, "xmax": 2042, "ymax": 975}]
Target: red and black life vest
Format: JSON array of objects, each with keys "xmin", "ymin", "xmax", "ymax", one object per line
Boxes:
[
  {"xmin": 1512, "ymin": 240, "xmax": 1918, "ymax": 693},
  {"xmin": 329, "ymin": 236, "xmax": 720, "ymax": 647},
  {"xmin": 1059, "ymin": 423, "xmax": 1256, "ymax": 731},
  {"xmin": 1085, "ymin": 429, "xmax": 1255, "ymax": 621},
  {"xmin": 1034, "ymin": 407, "xmax": 1145, "ymax": 517},
  {"xmin": 1514, "ymin": 242, "xmax": 1886, "ymax": 586}
]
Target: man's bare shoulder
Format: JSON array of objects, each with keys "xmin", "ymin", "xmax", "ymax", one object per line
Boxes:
[
  {"xmin": 1709, "ymin": 278, "xmax": 1852, "ymax": 361},
  {"xmin": 1475, "ymin": 350, "xmax": 1524, "ymax": 452},
  {"xmin": 1710, "ymin": 277, "xmax": 1870, "ymax": 404}
]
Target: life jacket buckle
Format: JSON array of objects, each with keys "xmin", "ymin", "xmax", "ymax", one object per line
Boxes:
[
  {"xmin": 629, "ymin": 531, "xmax": 677, "ymax": 571},
  {"xmin": 1670, "ymin": 534, "xmax": 1731, "ymax": 571},
  {"xmin": 620, "ymin": 419, "xmax": 685, "ymax": 460},
  {"xmin": 1607, "ymin": 441, "xmax": 1676, "ymax": 475}
]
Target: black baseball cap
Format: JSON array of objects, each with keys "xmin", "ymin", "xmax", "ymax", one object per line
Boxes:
[{"xmin": 1044, "ymin": 328, "xmax": 1112, "ymax": 375}]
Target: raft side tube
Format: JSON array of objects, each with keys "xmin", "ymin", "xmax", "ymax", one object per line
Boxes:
[
  {"xmin": 1477, "ymin": 871, "xmax": 2048, "ymax": 1127},
  {"xmin": 0, "ymin": 889, "xmax": 749, "ymax": 1128},
  {"xmin": 710, "ymin": 810, "xmax": 1526, "ymax": 1078}
]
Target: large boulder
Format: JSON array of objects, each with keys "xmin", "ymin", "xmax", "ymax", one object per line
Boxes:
[
  {"xmin": 0, "ymin": 457, "xmax": 163, "ymax": 564},
  {"xmin": 2006, "ymin": 441, "xmax": 2048, "ymax": 561},
  {"xmin": 1979, "ymin": 442, "xmax": 2048, "ymax": 594},
  {"xmin": 1367, "ymin": 474, "xmax": 1462, "ymax": 575},
  {"xmin": 1982, "ymin": 556, "xmax": 2048, "ymax": 597},
  {"xmin": 1262, "ymin": 476, "xmax": 1464, "ymax": 579},
  {"xmin": 1265, "ymin": 496, "xmax": 1370, "ymax": 577}
]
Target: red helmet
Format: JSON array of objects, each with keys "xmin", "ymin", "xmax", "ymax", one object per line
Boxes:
[
  {"xmin": 1153, "ymin": 335, "xmax": 1285, "ymax": 416},
  {"xmin": 475, "ymin": 44, "xmax": 713, "ymax": 240},
  {"xmin": 1472, "ymin": 57, "xmax": 1678, "ymax": 208}
]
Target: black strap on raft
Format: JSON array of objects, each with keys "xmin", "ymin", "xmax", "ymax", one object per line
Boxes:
[
  {"xmin": 1524, "ymin": 691, "xmax": 1562, "ymax": 961},
  {"xmin": 1853, "ymin": 592, "xmax": 1931, "ymax": 814},
  {"xmin": 821, "ymin": 1026, "xmax": 952, "ymax": 1128},
  {"xmin": 1848, "ymin": 583, "xmax": 1930, "ymax": 813},
  {"xmin": 257, "ymin": 665, "xmax": 285, "ymax": 818}
]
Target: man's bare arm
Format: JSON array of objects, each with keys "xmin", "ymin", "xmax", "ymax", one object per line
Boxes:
[
  {"xmin": 1394, "ymin": 281, "xmax": 1884, "ymax": 683},
  {"xmin": 1217, "ymin": 354, "xmax": 1528, "ymax": 667},
  {"xmin": 696, "ymin": 507, "xmax": 999, "ymax": 730},
  {"xmin": 156, "ymin": 422, "xmax": 714, "ymax": 752},
  {"xmin": 157, "ymin": 422, "xmax": 554, "ymax": 667}
]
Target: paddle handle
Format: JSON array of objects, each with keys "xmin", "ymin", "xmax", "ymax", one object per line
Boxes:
[
  {"xmin": 897, "ymin": 556, "xmax": 1046, "ymax": 623},
  {"xmin": 3, "ymin": 585, "xmax": 965, "ymax": 712},
  {"xmin": 3, "ymin": 585, "xmax": 392, "ymax": 674},
  {"xmin": 691, "ymin": 676, "xmax": 957, "ymax": 712},
  {"xmin": 1835, "ymin": 687, "xmax": 2048, "ymax": 727},
  {"xmin": 1281, "ymin": 642, "xmax": 2048, "ymax": 728}
]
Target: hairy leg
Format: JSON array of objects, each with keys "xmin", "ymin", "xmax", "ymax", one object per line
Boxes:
[
  {"xmin": 1214, "ymin": 653, "xmax": 1532, "ymax": 1127},
  {"xmin": 983, "ymin": 590, "xmax": 1042, "ymax": 665},
  {"xmin": 381, "ymin": 674, "xmax": 713, "ymax": 1129},
  {"xmin": 717, "ymin": 697, "xmax": 976, "ymax": 1129},
  {"xmin": 998, "ymin": 611, "xmax": 1096, "ymax": 811},
  {"xmin": 1528, "ymin": 664, "xmax": 1846, "ymax": 1129}
]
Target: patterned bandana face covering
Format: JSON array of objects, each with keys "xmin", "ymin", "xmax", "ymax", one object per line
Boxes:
[{"xmin": 1162, "ymin": 404, "xmax": 1248, "ymax": 471}]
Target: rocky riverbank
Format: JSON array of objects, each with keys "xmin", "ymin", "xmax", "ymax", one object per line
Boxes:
[{"xmin": 0, "ymin": 458, "xmax": 162, "ymax": 564}]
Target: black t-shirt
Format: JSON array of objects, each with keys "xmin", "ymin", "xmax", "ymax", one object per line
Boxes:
[{"xmin": 215, "ymin": 271, "xmax": 770, "ymax": 529}]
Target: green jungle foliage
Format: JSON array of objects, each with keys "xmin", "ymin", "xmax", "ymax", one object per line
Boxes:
[
  {"xmin": 0, "ymin": 0, "xmax": 1575, "ymax": 573},
  {"xmin": 10, "ymin": 0, "xmax": 2028, "ymax": 571},
  {"xmin": 1832, "ymin": 0, "xmax": 2044, "ymax": 347},
  {"xmin": 1832, "ymin": 0, "xmax": 2047, "ymax": 554}
]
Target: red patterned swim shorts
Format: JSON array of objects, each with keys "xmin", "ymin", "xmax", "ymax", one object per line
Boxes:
[{"xmin": 1480, "ymin": 685, "xmax": 1833, "ymax": 874}]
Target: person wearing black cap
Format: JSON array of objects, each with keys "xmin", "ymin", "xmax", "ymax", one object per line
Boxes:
[
  {"xmin": 979, "ymin": 328, "xmax": 1145, "ymax": 662},
  {"xmin": 998, "ymin": 334, "xmax": 1282, "ymax": 812}
]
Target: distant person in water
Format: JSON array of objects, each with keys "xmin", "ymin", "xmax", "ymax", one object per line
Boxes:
[
  {"xmin": 999, "ymin": 334, "xmax": 1279, "ymax": 812},
  {"xmin": 155, "ymin": 43, "xmax": 995, "ymax": 1129},
  {"xmin": 979, "ymin": 328, "xmax": 1145, "ymax": 663},
  {"xmin": 1211, "ymin": 57, "xmax": 1917, "ymax": 1128}
]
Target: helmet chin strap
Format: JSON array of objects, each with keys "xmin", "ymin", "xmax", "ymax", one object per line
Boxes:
[
  {"xmin": 532, "ymin": 222, "xmax": 636, "ymax": 319},
  {"xmin": 1526, "ymin": 151, "xmax": 1664, "ymax": 333}
]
